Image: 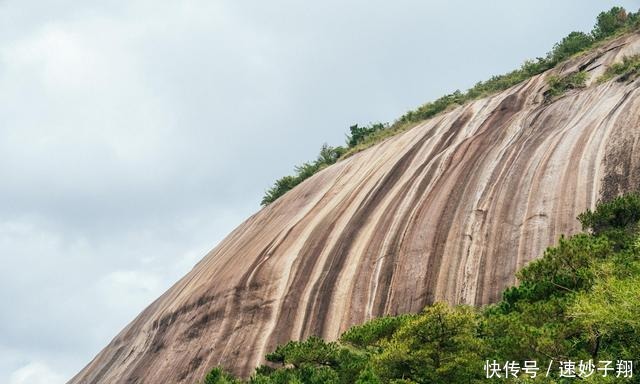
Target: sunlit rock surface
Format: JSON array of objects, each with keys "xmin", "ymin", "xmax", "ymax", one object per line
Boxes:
[{"xmin": 70, "ymin": 33, "xmax": 640, "ymax": 384}]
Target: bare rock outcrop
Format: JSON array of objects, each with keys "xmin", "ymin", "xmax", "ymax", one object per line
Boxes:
[{"xmin": 70, "ymin": 33, "xmax": 640, "ymax": 384}]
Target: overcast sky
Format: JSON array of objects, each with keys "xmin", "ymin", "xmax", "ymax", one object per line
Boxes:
[{"xmin": 1, "ymin": 1, "xmax": 638, "ymax": 383}]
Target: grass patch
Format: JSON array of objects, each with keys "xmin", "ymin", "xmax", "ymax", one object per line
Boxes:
[{"xmin": 598, "ymin": 54, "xmax": 640, "ymax": 83}]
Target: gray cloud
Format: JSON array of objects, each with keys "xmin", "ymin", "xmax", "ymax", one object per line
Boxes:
[{"xmin": 1, "ymin": 0, "xmax": 637, "ymax": 382}]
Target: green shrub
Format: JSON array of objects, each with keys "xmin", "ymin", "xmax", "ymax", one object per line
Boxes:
[
  {"xmin": 348, "ymin": 123, "xmax": 388, "ymax": 147},
  {"xmin": 340, "ymin": 315, "xmax": 413, "ymax": 349},
  {"xmin": 260, "ymin": 143, "xmax": 345, "ymax": 206},
  {"xmin": 265, "ymin": 336, "xmax": 340, "ymax": 368},
  {"xmin": 592, "ymin": 6, "xmax": 629, "ymax": 39},
  {"xmin": 598, "ymin": 54, "xmax": 640, "ymax": 83},
  {"xmin": 203, "ymin": 367, "xmax": 241, "ymax": 384},
  {"xmin": 354, "ymin": 367, "xmax": 382, "ymax": 384},
  {"xmin": 578, "ymin": 192, "xmax": 640, "ymax": 235},
  {"xmin": 372, "ymin": 304, "xmax": 485, "ymax": 384},
  {"xmin": 548, "ymin": 31, "xmax": 594, "ymax": 63},
  {"xmin": 545, "ymin": 70, "xmax": 587, "ymax": 99}
]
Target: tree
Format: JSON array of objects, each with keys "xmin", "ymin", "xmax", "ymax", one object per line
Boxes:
[
  {"xmin": 355, "ymin": 367, "xmax": 382, "ymax": 384},
  {"xmin": 340, "ymin": 315, "xmax": 413, "ymax": 349},
  {"xmin": 317, "ymin": 143, "xmax": 344, "ymax": 165},
  {"xmin": 578, "ymin": 192, "xmax": 640, "ymax": 235},
  {"xmin": 203, "ymin": 367, "xmax": 241, "ymax": 384},
  {"xmin": 373, "ymin": 303, "xmax": 485, "ymax": 383},
  {"xmin": 548, "ymin": 31, "xmax": 594, "ymax": 63},
  {"xmin": 347, "ymin": 123, "xmax": 387, "ymax": 148},
  {"xmin": 265, "ymin": 336, "xmax": 340, "ymax": 368},
  {"xmin": 570, "ymin": 274, "xmax": 640, "ymax": 360},
  {"xmin": 261, "ymin": 175, "xmax": 298, "ymax": 206},
  {"xmin": 592, "ymin": 7, "xmax": 628, "ymax": 39}
]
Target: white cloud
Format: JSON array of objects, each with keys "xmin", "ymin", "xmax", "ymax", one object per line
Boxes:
[
  {"xmin": 9, "ymin": 362, "xmax": 65, "ymax": 384},
  {"xmin": 3, "ymin": 25, "xmax": 106, "ymax": 91},
  {"xmin": 98, "ymin": 270, "xmax": 162, "ymax": 311},
  {"xmin": 1, "ymin": 0, "xmax": 638, "ymax": 383}
]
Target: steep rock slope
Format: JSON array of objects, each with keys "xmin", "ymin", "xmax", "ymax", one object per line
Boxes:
[{"xmin": 70, "ymin": 33, "xmax": 640, "ymax": 383}]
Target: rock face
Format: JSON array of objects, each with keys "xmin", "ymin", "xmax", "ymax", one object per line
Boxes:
[{"xmin": 70, "ymin": 33, "xmax": 640, "ymax": 384}]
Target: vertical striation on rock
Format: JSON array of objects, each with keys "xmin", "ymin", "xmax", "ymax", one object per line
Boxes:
[{"xmin": 70, "ymin": 33, "xmax": 640, "ymax": 384}]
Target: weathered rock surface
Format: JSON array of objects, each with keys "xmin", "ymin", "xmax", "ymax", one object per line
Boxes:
[{"xmin": 70, "ymin": 33, "xmax": 640, "ymax": 384}]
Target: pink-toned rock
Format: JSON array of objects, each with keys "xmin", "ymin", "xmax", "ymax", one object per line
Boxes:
[{"xmin": 70, "ymin": 33, "xmax": 640, "ymax": 384}]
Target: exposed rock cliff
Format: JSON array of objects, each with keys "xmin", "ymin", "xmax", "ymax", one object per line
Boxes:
[{"xmin": 70, "ymin": 33, "xmax": 640, "ymax": 384}]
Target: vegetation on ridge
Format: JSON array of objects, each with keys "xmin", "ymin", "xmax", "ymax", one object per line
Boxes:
[
  {"xmin": 199, "ymin": 193, "xmax": 640, "ymax": 383},
  {"xmin": 545, "ymin": 71, "xmax": 588, "ymax": 100},
  {"xmin": 261, "ymin": 144, "xmax": 345, "ymax": 206},
  {"xmin": 598, "ymin": 54, "xmax": 640, "ymax": 83},
  {"xmin": 260, "ymin": 6, "xmax": 640, "ymax": 207}
]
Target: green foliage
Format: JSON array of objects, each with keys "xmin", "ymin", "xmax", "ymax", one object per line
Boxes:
[
  {"xmin": 260, "ymin": 175, "xmax": 298, "ymax": 206},
  {"xmin": 266, "ymin": 336, "xmax": 340, "ymax": 368},
  {"xmin": 348, "ymin": 123, "xmax": 388, "ymax": 147},
  {"xmin": 203, "ymin": 367, "xmax": 242, "ymax": 384},
  {"xmin": 354, "ymin": 367, "xmax": 382, "ymax": 384},
  {"xmin": 340, "ymin": 121, "xmax": 417, "ymax": 159},
  {"xmin": 516, "ymin": 234, "xmax": 610, "ymax": 297},
  {"xmin": 256, "ymin": 336, "xmax": 367, "ymax": 384},
  {"xmin": 250, "ymin": 365, "xmax": 339, "ymax": 384},
  {"xmin": 393, "ymin": 7, "xmax": 637, "ymax": 127},
  {"xmin": 260, "ymin": 143, "xmax": 345, "ymax": 206},
  {"xmin": 599, "ymin": 54, "xmax": 640, "ymax": 83},
  {"xmin": 373, "ymin": 304, "xmax": 485, "ymax": 384},
  {"xmin": 199, "ymin": 193, "xmax": 640, "ymax": 383},
  {"xmin": 569, "ymin": 269, "xmax": 640, "ymax": 363},
  {"xmin": 398, "ymin": 91, "xmax": 465, "ymax": 124},
  {"xmin": 485, "ymin": 234, "xmax": 616, "ymax": 364},
  {"xmin": 578, "ymin": 192, "xmax": 640, "ymax": 235},
  {"xmin": 261, "ymin": 7, "xmax": 640, "ymax": 206},
  {"xmin": 548, "ymin": 31, "xmax": 594, "ymax": 63},
  {"xmin": 592, "ymin": 7, "xmax": 629, "ymax": 40},
  {"xmin": 571, "ymin": 272, "xmax": 640, "ymax": 336},
  {"xmin": 545, "ymin": 71, "xmax": 588, "ymax": 99},
  {"xmin": 340, "ymin": 315, "xmax": 413, "ymax": 349}
]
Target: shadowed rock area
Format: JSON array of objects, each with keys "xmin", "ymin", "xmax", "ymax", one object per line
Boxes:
[{"xmin": 70, "ymin": 33, "xmax": 640, "ymax": 384}]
